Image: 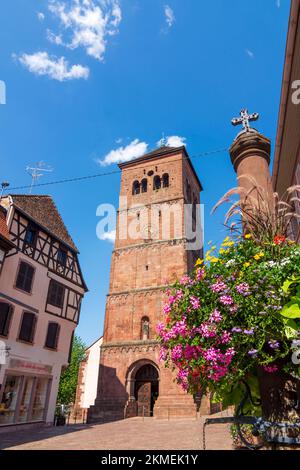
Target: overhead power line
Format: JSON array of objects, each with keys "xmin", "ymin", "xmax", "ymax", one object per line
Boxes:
[{"xmin": 5, "ymin": 147, "xmax": 229, "ymax": 193}]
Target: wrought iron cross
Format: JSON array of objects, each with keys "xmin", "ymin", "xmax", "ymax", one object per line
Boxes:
[{"xmin": 231, "ymin": 109, "xmax": 259, "ymax": 132}]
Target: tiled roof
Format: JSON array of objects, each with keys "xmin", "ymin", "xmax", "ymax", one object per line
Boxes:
[
  {"xmin": 10, "ymin": 195, "xmax": 78, "ymax": 252},
  {"xmin": 0, "ymin": 208, "xmax": 11, "ymax": 244}
]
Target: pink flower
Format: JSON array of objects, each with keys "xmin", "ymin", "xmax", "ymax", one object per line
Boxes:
[
  {"xmin": 209, "ymin": 309, "xmax": 222, "ymax": 323},
  {"xmin": 180, "ymin": 275, "xmax": 193, "ymax": 286},
  {"xmin": 196, "ymin": 268, "xmax": 205, "ymax": 281},
  {"xmin": 221, "ymin": 331, "xmax": 231, "ymax": 344},
  {"xmin": 200, "ymin": 323, "xmax": 217, "ymax": 338},
  {"xmin": 163, "ymin": 304, "xmax": 172, "ymax": 315},
  {"xmin": 236, "ymin": 282, "xmax": 251, "ymax": 296},
  {"xmin": 219, "ymin": 295, "xmax": 234, "ymax": 305},
  {"xmin": 171, "ymin": 344, "xmax": 183, "ymax": 361},
  {"xmin": 159, "ymin": 347, "xmax": 168, "ymax": 362},
  {"xmin": 210, "ymin": 281, "xmax": 228, "ymax": 293},
  {"xmin": 190, "ymin": 295, "xmax": 200, "ymax": 310},
  {"xmin": 263, "ymin": 364, "xmax": 279, "ymax": 373}
]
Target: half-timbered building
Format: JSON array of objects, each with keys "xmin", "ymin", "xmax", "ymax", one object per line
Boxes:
[{"xmin": 0, "ymin": 194, "xmax": 87, "ymax": 429}]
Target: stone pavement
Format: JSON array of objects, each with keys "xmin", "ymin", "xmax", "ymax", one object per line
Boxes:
[{"xmin": 0, "ymin": 414, "xmax": 232, "ymax": 450}]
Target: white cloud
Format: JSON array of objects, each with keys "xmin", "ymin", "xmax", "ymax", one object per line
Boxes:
[
  {"xmin": 17, "ymin": 52, "xmax": 90, "ymax": 81},
  {"xmin": 245, "ymin": 49, "xmax": 255, "ymax": 59},
  {"xmin": 164, "ymin": 5, "xmax": 175, "ymax": 28},
  {"xmin": 100, "ymin": 229, "xmax": 116, "ymax": 243},
  {"xmin": 37, "ymin": 12, "xmax": 45, "ymax": 21},
  {"xmin": 157, "ymin": 135, "xmax": 186, "ymax": 148},
  {"xmin": 47, "ymin": 29, "xmax": 64, "ymax": 45},
  {"xmin": 98, "ymin": 139, "xmax": 148, "ymax": 166},
  {"xmin": 48, "ymin": 0, "xmax": 122, "ymax": 61}
]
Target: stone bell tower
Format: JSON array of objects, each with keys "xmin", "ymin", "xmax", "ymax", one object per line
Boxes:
[{"xmin": 88, "ymin": 145, "xmax": 202, "ymax": 422}]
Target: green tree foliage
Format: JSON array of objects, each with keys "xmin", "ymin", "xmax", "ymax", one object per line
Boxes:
[{"xmin": 57, "ymin": 335, "xmax": 86, "ymax": 405}]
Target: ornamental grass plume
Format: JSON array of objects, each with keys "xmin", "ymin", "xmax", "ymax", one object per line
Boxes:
[{"xmin": 211, "ymin": 177, "xmax": 300, "ymax": 244}]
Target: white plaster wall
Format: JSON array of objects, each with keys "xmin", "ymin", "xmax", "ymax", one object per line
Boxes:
[{"xmin": 81, "ymin": 338, "xmax": 102, "ymax": 409}]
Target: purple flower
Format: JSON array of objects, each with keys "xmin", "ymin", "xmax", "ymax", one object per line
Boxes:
[
  {"xmin": 236, "ymin": 282, "xmax": 251, "ymax": 296},
  {"xmin": 219, "ymin": 295, "xmax": 234, "ymax": 306},
  {"xmin": 248, "ymin": 349, "xmax": 258, "ymax": 357},
  {"xmin": 244, "ymin": 328, "xmax": 255, "ymax": 335},
  {"xmin": 171, "ymin": 344, "xmax": 183, "ymax": 361},
  {"xmin": 268, "ymin": 340, "xmax": 280, "ymax": 350},
  {"xmin": 232, "ymin": 327, "xmax": 242, "ymax": 333}
]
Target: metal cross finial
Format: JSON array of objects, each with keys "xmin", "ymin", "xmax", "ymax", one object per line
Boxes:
[
  {"xmin": 231, "ymin": 109, "xmax": 259, "ymax": 133},
  {"xmin": 159, "ymin": 132, "xmax": 167, "ymax": 147}
]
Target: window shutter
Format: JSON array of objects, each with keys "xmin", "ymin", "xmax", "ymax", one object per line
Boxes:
[
  {"xmin": 24, "ymin": 265, "xmax": 34, "ymax": 292},
  {"xmin": 3, "ymin": 306, "xmax": 13, "ymax": 337},
  {"xmin": 45, "ymin": 322, "xmax": 60, "ymax": 349},
  {"xmin": 19, "ymin": 312, "xmax": 36, "ymax": 343},
  {"xmin": 0, "ymin": 303, "xmax": 11, "ymax": 336},
  {"xmin": 16, "ymin": 262, "xmax": 34, "ymax": 293},
  {"xmin": 47, "ymin": 280, "xmax": 65, "ymax": 308}
]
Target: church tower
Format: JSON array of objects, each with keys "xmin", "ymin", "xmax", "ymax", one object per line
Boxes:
[{"xmin": 88, "ymin": 145, "xmax": 202, "ymax": 422}]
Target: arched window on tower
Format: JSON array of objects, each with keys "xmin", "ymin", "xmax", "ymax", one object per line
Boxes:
[
  {"xmin": 141, "ymin": 179, "xmax": 148, "ymax": 193},
  {"xmin": 153, "ymin": 176, "xmax": 161, "ymax": 191},
  {"xmin": 141, "ymin": 316, "xmax": 150, "ymax": 340},
  {"xmin": 132, "ymin": 180, "xmax": 140, "ymax": 195},
  {"xmin": 162, "ymin": 173, "xmax": 169, "ymax": 188}
]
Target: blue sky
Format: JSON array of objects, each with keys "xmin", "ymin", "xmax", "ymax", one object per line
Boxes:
[{"xmin": 0, "ymin": 0, "xmax": 290, "ymax": 346}]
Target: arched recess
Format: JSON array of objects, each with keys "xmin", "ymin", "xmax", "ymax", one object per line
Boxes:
[
  {"xmin": 126, "ymin": 359, "xmax": 160, "ymax": 416},
  {"xmin": 132, "ymin": 180, "xmax": 140, "ymax": 195}
]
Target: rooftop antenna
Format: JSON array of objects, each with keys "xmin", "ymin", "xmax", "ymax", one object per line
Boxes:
[
  {"xmin": 26, "ymin": 161, "xmax": 53, "ymax": 194},
  {"xmin": 0, "ymin": 181, "xmax": 9, "ymax": 200}
]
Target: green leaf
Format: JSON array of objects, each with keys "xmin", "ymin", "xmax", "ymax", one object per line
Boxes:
[{"xmin": 280, "ymin": 303, "xmax": 300, "ymax": 319}]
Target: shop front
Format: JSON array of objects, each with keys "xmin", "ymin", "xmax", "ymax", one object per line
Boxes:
[{"xmin": 0, "ymin": 358, "xmax": 52, "ymax": 426}]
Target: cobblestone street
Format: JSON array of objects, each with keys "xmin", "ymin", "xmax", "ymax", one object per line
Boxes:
[{"xmin": 0, "ymin": 415, "xmax": 232, "ymax": 450}]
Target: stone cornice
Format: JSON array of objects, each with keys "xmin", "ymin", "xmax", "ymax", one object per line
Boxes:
[
  {"xmin": 107, "ymin": 284, "xmax": 169, "ymax": 297},
  {"xmin": 101, "ymin": 339, "xmax": 159, "ymax": 350},
  {"xmin": 229, "ymin": 131, "xmax": 271, "ymax": 172},
  {"xmin": 114, "ymin": 237, "xmax": 187, "ymax": 253}
]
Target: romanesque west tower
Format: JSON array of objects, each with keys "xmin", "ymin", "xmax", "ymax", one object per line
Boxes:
[{"xmin": 88, "ymin": 145, "xmax": 202, "ymax": 421}]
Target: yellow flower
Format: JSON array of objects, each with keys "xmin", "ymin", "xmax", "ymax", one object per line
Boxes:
[
  {"xmin": 195, "ymin": 258, "xmax": 204, "ymax": 266},
  {"xmin": 210, "ymin": 257, "xmax": 219, "ymax": 263},
  {"xmin": 245, "ymin": 234, "xmax": 252, "ymax": 239},
  {"xmin": 219, "ymin": 248, "xmax": 227, "ymax": 255},
  {"xmin": 243, "ymin": 262, "xmax": 250, "ymax": 268},
  {"xmin": 254, "ymin": 252, "xmax": 265, "ymax": 260},
  {"xmin": 211, "ymin": 245, "xmax": 216, "ymax": 251}
]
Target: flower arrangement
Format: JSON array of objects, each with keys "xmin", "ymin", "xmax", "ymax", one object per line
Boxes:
[{"xmin": 157, "ymin": 234, "xmax": 300, "ymax": 410}]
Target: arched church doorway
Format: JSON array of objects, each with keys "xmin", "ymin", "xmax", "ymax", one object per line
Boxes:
[{"xmin": 134, "ymin": 364, "xmax": 159, "ymax": 417}]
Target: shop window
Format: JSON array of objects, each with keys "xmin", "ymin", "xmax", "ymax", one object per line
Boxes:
[
  {"xmin": 18, "ymin": 377, "xmax": 34, "ymax": 423},
  {"xmin": 16, "ymin": 262, "xmax": 34, "ymax": 293},
  {"xmin": 47, "ymin": 280, "xmax": 65, "ymax": 308},
  {"xmin": 31, "ymin": 378, "xmax": 49, "ymax": 422},
  {"xmin": 18, "ymin": 312, "xmax": 37, "ymax": 343},
  {"xmin": 0, "ymin": 302, "xmax": 13, "ymax": 337},
  {"xmin": 45, "ymin": 322, "xmax": 60, "ymax": 350},
  {"xmin": 0, "ymin": 376, "xmax": 22, "ymax": 425}
]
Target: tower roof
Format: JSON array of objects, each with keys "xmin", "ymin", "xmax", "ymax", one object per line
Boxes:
[{"xmin": 118, "ymin": 145, "xmax": 203, "ymax": 191}]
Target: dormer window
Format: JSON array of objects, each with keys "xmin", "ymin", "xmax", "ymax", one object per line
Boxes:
[
  {"xmin": 57, "ymin": 247, "xmax": 67, "ymax": 266},
  {"xmin": 24, "ymin": 225, "xmax": 37, "ymax": 246}
]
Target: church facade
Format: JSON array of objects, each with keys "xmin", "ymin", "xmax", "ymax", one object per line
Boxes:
[{"xmin": 88, "ymin": 145, "xmax": 204, "ymax": 422}]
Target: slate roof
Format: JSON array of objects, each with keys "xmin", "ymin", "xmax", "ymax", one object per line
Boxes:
[{"xmin": 10, "ymin": 195, "xmax": 78, "ymax": 252}]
